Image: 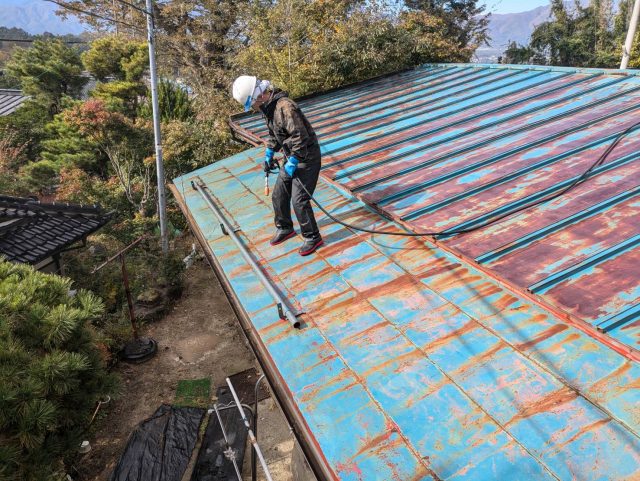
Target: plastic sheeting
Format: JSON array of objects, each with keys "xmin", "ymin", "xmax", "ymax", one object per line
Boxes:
[
  {"xmin": 110, "ymin": 404, "xmax": 205, "ymax": 481},
  {"xmin": 190, "ymin": 389, "xmax": 249, "ymax": 481}
]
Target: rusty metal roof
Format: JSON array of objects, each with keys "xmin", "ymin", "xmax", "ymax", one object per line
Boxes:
[
  {"xmin": 174, "ymin": 63, "xmax": 640, "ymax": 480},
  {"xmin": 0, "ymin": 89, "xmax": 28, "ymax": 116},
  {"xmin": 173, "ymin": 152, "xmax": 640, "ymax": 480},
  {"xmin": 231, "ymin": 63, "xmax": 640, "ymax": 357}
]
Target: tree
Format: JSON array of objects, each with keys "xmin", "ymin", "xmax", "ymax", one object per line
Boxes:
[
  {"xmin": 139, "ymin": 79, "xmax": 194, "ymax": 122},
  {"xmin": 0, "ymin": 100, "xmax": 49, "ymax": 167},
  {"xmin": 0, "ymin": 129, "xmax": 28, "ymax": 194},
  {"xmin": 403, "ymin": 0, "xmax": 490, "ymax": 60},
  {"xmin": 504, "ymin": 0, "xmax": 632, "ymax": 69},
  {"xmin": 0, "ymin": 260, "xmax": 117, "ymax": 480},
  {"xmin": 82, "ymin": 36, "xmax": 149, "ymax": 116},
  {"xmin": 63, "ymin": 99, "xmax": 155, "ymax": 216},
  {"xmin": 502, "ymin": 40, "xmax": 535, "ymax": 64},
  {"xmin": 5, "ymin": 39, "xmax": 87, "ymax": 114},
  {"xmin": 41, "ymin": 104, "xmax": 106, "ymax": 177},
  {"xmin": 614, "ymin": 0, "xmax": 640, "ymax": 67},
  {"xmin": 82, "ymin": 35, "xmax": 147, "ymax": 82}
]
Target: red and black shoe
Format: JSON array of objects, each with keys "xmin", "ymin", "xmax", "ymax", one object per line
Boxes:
[
  {"xmin": 298, "ymin": 237, "xmax": 323, "ymax": 256},
  {"xmin": 270, "ymin": 229, "xmax": 295, "ymax": 246}
]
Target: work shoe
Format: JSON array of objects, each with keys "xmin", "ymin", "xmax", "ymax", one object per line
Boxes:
[
  {"xmin": 270, "ymin": 229, "xmax": 295, "ymax": 246},
  {"xmin": 298, "ymin": 237, "xmax": 323, "ymax": 256}
]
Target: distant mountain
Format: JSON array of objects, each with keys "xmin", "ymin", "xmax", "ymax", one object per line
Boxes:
[
  {"xmin": 0, "ymin": 0, "xmax": 85, "ymax": 36},
  {"xmin": 489, "ymin": 5, "xmax": 551, "ymax": 50},
  {"xmin": 476, "ymin": 5, "xmax": 552, "ymax": 62}
]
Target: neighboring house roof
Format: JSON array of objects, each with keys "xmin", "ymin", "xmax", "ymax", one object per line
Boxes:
[
  {"xmin": 231, "ymin": 63, "xmax": 640, "ymax": 354},
  {"xmin": 172, "ymin": 63, "xmax": 640, "ymax": 481},
  {"xmin": 0, "ymin": 89, "xmax": 28, "ymax": 116},
  {"xmin": 0, "ymin": 195, "xmax": 111, "ymax": 264}
]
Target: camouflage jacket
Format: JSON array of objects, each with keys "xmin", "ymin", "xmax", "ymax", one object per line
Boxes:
[{"xmin": 260, "ymin": 90, "xmax": 321, "ymax": 164}]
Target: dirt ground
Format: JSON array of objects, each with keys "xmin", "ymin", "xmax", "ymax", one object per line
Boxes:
[{"xmin": 74, "ymin": 258, "xmax": 294, "ymax": 481}]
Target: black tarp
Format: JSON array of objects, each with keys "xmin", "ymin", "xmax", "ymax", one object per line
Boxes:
[
  {"xmin": 110, "ymin": 404, "xmax": 205, "ymax": 481},
  {"xmin": 190, "ymin": 388, "xmax": 249, "ymax": 481}
]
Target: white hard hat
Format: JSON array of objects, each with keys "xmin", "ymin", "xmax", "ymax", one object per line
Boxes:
[{"xmin": 232, "ymin": 75, "xmax": 271, "ymax": 111}]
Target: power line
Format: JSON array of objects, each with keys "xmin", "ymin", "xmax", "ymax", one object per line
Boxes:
[
  {"xmin": 0, "ymin": 38, "xmax": 88, "ymax": 44},
  {"xmin": 43, "ymin": 0, "xmax": 145, "ymax": 33},
  {"xmin": 112, "ymin": 0, "xmax": 152, "ymax": 17}
]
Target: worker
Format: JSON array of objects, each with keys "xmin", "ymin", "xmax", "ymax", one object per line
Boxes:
[{"xmin": 232, "ymin": 75, "xmax": 323, "ymax": 256}]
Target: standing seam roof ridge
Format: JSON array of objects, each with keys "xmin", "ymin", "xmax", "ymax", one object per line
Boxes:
[
  {"xmin": 171, "ymin": 151, "xmax": 640, "ymax": 480},
  {"xmin": 228, "ymin": 62, "xmax": 640, "ymax": 354},
  {"xmin": 326, "ymin": 76, "xmax": 631, "ymax": 174}
]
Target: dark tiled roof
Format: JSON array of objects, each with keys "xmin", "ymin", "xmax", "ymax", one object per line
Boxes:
[
  {"xmin": 0, "ymin": 89, "xmax": 28, "ymax": 116},
  {"xmin": 0, "ymin": 195, "xmax": 111, "ymax": 264}
]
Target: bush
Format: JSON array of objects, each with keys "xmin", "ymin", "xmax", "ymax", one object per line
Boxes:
[
  {"xmin": 0, "ymin": 260, "xmax": 117, "ymax": 480},
  {"xmin": 62, "ymin": 235, "xmax": 187, "ymax": 352},
  {"xmin": 20, "ymin": 159, "xmax": 59, "ymax": 193}
]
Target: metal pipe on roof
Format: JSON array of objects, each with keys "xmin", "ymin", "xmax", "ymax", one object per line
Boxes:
[{"xmin": 192, "ymin": 177, "xmax": 301, "ymax": 329}]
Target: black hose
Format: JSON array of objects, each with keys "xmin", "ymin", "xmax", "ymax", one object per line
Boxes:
[{"xmin": 292, "ymin": 119, "xmax": 640, "ymax": 238}]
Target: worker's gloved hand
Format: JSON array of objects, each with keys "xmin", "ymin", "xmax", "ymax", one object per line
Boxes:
[
  {"xmin": 284, "ymin": 156, "xmax": 299, "ymax": 177},
  {"xmin": 263, "ymin": 148, "xmax": 275, "ymax": 173}
]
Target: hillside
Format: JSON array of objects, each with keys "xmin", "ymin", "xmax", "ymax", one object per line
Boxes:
[
  {"xmin": 0, "ymin": 0, "xmax": 85, "ymax": 36},
  {"xmin": 477, "ymin": 5, "xmax": 552, "ymax": 62}
]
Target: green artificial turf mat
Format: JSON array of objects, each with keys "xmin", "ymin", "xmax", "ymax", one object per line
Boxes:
[{"xmin": 174, "ymin": 378, "xmax": 211, "ymax": 407}]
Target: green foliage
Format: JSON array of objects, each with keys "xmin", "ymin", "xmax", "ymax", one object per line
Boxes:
[
  {"xmin": 502, "ymin": 41, "xmax": 535, "ymax": 64},
  {"xmin": 81, "ymin": 36, "xmax": 148, "ymax": 82},
  {"xmin": 90, "ymin": 80, "xmax": 147, "ymax": 116},
  {"xmin": 19, "ymin": 159, "xmax": 59, "ymax": 193},
  {"xmin": 0, "ymin": 100, "xmax": 50, "ymax": 165},
  {"xmin": 0, "ymin": 260, "xmax": 117, "ymax": 480},
  {"xmin": 5, "ymin": 39, "xmax": 87, "ymax": 113},
  {"xmin": 41, "ymin": 103, "xmax": 107, "ymax": 177},
  {"xmin": 82, "ymin": 36, "xmax": 149, "ymax": 116},
  {"xmin": 504, "ymin": 0, "xmax": 638, "ymax": 69},
  {"xmin": 162, "ymin": 117, "xmax": 241, "ymax": 180},
  {"xmin": 403, "ymin": 0, "xmax": 490, "ymax": 58},
  {"xmin": 234, "ymin": 0, "xmax": 485, "ymax": 98},
  {"xmin": 139, "ymin": 79, "xmax": 194, "ymax": 122}
]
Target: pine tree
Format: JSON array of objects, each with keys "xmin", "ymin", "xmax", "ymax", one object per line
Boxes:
[
  {"xmin": 0, "ymin": 261, "xmax": 117, "ymax": 480},
  {"xmin": 5, "ymin": 39, "xmax": 87, "ymax": 114}
]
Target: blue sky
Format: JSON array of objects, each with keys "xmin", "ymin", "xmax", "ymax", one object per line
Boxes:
[{"xmin": 484, "ymin": 0, "xmax": 549, "ymax": 14}]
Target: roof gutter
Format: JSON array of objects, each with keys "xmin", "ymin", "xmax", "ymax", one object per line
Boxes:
[{"xmin": 169, "ymin": 182, "xmax": 336, "ymax": 481}]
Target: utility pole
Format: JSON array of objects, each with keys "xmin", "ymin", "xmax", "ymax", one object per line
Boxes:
[
  {"xmin": 145, "ymin": 0, "xmax": 169, "ymax": 254},
  {"xmin": 621, "ymin": 0, "xmax": 640, "ymax": 69}
]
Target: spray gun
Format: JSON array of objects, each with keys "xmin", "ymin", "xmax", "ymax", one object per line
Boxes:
[{"xmin": 263, "ymin": 157, "xmax": 280, "ymax": 196}]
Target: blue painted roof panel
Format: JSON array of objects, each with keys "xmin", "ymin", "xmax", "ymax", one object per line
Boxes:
[
  {"xmin": 173, "ymin": 142, "xmax": 640, "ymax": 480},
  {"xmin": 231, "ymin": 63, "xmax": 640, "ymax": 355}
]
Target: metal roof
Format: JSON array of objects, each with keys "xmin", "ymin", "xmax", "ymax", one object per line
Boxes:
[
  {"xmin": 0, "ymin": 195, "xmax": 110, "ymax": 264},
  {"xmin": 173, "ymin": 145, "xmax": 640, "ymax": 480},
  {"xmin": 0, "ymin": 89, "xmax": 28, "ymax": 116},
  {"xmin": 231, "ymin": 63, "xmax": 640, "ymax": 356}
]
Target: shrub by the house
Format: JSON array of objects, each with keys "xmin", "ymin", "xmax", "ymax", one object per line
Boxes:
[{"xmin": 0, "ymin": 260, "xmax": 117, "ymax": 480}]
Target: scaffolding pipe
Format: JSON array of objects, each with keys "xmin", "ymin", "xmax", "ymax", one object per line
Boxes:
[
  {"xmin": 213, "ymin": 404, "xmax": 243, "ymax": 480},
  {"xmin": 252, "ymin": 375, "xmax": 266, "ymax": 481},
  {"xmin": 621, "ymin": 0, "xmax": 640, "ymax": 69},
  {"xmin": 226, "ymin": 377, "xmax": 274, "ymax": 481},
  {"xmin": 192, "ymin": 178, "xmax": 300, "ymax": 328}
]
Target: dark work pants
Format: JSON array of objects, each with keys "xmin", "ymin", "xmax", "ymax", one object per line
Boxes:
[{"xmin": 272, "ymin": 160, "xmax": 321, "ymax": 240}]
